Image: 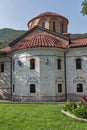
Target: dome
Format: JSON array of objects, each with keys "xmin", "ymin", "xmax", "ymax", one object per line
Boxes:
[
  {"xmin": 27, "ymin": 12, "xmax": 68, "ymax": 33},
  {"xmin": 12, "ymin": 33, "xmax": 67, "ymax": 52},
  {"xmin": 28, "ymin": 12, "xmax": 68, "ymax": 25}
]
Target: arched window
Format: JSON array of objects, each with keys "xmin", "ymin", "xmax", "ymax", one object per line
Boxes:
[
  {"xmin": 53, "ymin": 21, "xmax": 55, "ymax": 32},
  {"xmin": 77, "ymin": 83, "xmax": 83, "ymax": 92},
  {"xmin": 42, "ymin": 22, "xmax": 45, "ymax": 28},
  {"xmin": 61, "ymin": 23, "xmax": 64, "ymax": 33},
  {"xmin": 30, "ymin": 59, "xmax": 35, "ymax": 70},
  {"xmin": 30, "ymin": 84, "xmax": 36, "ymax": 93},
  {"xmin": 58, "ymin": 84, "xmax": 62, "ymax": 93},
  {"xmin": 76, "ymin": 58, "xmax": 81, "ymax": 69},
  {"xmin": 1, "ymin": 63, "xmax": 4, "ymax": 72},
  {"xmin": 57, "ymin": 59, "xmax": 61, "ymax": 70}
]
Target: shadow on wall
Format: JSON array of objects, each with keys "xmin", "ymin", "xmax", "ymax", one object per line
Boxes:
[{"xmin": 0, "ymin": 58, "xmax": 11, "ymax": 100}]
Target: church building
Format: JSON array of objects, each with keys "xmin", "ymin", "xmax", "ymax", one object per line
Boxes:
[{"xmin": 0, "ymin": 12, "xmax": 87, "ymax": 102}]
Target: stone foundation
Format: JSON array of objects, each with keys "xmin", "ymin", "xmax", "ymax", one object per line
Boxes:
[
  {"xmin": 67, "ymin": 93, "xmax": 83, "ymax": 102},
  {"xmin": 12, "ymin": 95, "xmax": 66, "ymax": 102},
  {"xmin": 0, "ymin": 88, "xmax": 11, "ymax": 100}
]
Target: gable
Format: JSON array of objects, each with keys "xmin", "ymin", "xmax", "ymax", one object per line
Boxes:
[{"xmin": 9, "ymin": 26, "xmax": 69, "ymax": 51}]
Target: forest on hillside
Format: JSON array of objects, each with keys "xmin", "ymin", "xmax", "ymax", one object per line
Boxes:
[{"xmin": 0, "ymin": 28, "xmax": 26, "ymax": 48}]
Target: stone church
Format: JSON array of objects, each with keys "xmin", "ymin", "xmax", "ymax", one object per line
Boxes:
[{"xmin": 0, "ymin": 12, "xmax": 87, "ymax": 102}]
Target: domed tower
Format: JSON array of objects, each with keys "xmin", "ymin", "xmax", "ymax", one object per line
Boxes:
[
  {"xmin": 27, "ymin": 12, "xmax": 68, "ymax": 33},
  {"xmin": 0, "ymin": 12, "xmax": 69, "ymax": 102}
]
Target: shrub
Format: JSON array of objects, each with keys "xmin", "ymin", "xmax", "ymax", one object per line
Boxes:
[
  {"xmin": 73, "ymin": 107, "xmax": 87, "ymax": 119},
  {"xmin": 78, "ymin": 101, "xmax": 84, "ymax": 107},
  {"xmin": 78, "ymin": 101, "xmax": 87, "ymax": 108},
  {"xmin": 64, "ymin": 102, "xmax": 77, "ymax": 112}
]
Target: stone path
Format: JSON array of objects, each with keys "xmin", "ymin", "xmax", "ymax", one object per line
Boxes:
[{"xmin": 61, "ymin": 109, "xmax": 87, "ymax": 122}]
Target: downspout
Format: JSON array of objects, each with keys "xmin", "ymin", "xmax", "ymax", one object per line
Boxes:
[
  {"xmin": 64, "ymin": 50, "xmax": 68, "ymax": 101},
  {"xmin": 64, "ymin": 37, "xmax": 71, "ymax": 102},
  {"xmin": 10, "ymin": 57, "xmax": 12, "ymax": 99}
]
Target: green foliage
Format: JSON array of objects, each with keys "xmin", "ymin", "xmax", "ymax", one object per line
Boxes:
[
  {"xmin": 78, "ymin": 101, "xmax": 85, "ymax": 107},
  {"xmin": 64, "ymin": 102, "xmax": 77, "ymax": 112},
  {"xmin": 70, "ymin": 33, "xmax": 87, "ymax": 39},
  {"xmin": 0, "ymin": 28, "xmax": 26, "ymax": 49},
  {"xmin": 64, "ymin": 101, "xmax": 87, "ymax": 119},
  {"xmin": 78, "ymin": 101, "xmax": 87, "ymax": 108},
  {"xmin": 73, "ymin": 107, "xmax": 87, "ymax": 119},
  {"xmin": 81, "ymin": 0, "xmax": 87, "ymax": 15}
]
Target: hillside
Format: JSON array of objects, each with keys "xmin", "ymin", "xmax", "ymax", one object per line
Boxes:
[
  {"xmin": 70, "ymin": 33, "xmax": 87, "ymax": 39},
  {"xmin": 0, "ymin": 28, "xmax": 87, "ymax": 49},
  {"xmin": 0, "ymin": 28, "xmax": 26, "ymax": 48}
]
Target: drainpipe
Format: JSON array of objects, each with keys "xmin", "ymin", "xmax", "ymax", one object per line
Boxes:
[
  {"xmin": 64, "ymin": 37, "xmax": 71, "ymax": 101},
  {"xmin": 64, "ymin": 50, "xmax": 69, "ymax": 101}
]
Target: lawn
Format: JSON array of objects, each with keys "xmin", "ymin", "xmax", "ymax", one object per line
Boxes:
[{"xmin": 0, "ymin": 103, "xmax": 87, "ymax": 130}]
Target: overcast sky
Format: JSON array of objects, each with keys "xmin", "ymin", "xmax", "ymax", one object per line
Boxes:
[{"xmin": 0, "ymin": 0, "xmax": 87, "ymax": 34}]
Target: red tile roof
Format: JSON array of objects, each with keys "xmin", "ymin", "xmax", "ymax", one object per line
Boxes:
[
  {"xmin": 12, "ymin": 33, "xmax": 67, "ymax": 51},
  {"xmin": 1, "ymin": 34, "xmax": 87, "ymax": 54},
  {"xmin": 0, "ymin": 47, "xmax": 11, "ymax": 54},
  {"xmin": 70, "ymin": 37, "xmax": 87, "ymax": 47},
  {"xmin": 28, "ymin": 12, "xmax": 68, "ymax": 25}
]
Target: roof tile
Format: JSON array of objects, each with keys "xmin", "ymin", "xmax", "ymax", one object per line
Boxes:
[
  {"xmin": 11, "ymin": 33, "xmax": 67, "ymax": 51},
  {"xmin": 70, "ymin": 38, "xmax": 87, "ymax": 47}
]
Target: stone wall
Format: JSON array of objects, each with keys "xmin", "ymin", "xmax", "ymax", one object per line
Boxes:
[
  {"xmin": 66, "ymin": 47, "xmax": 87, "ymax": 101},
  {"xmin": 12, "ymin": 48, "xmax": 65, "ymax": 102},
  {"xmin": 1, "ymin": 47, "xmax": 87, "ymax": 102},
  {"xmin": 0, "ymin": 57, "xmax": 11, "ymax": 99}
]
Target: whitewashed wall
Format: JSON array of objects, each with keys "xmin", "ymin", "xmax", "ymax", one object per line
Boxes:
[
  {"xmin": 0, "ymin": 57, "xmax": 11, "ymax": 99},
  {"xmin": 12, "ymin": 48, "xmax": 65, "ymax": 101},
  {"xmin": 66, "ymin": 47, "xmax": 87, "ymax": 101}
]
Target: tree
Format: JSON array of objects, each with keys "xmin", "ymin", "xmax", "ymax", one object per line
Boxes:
[{"xmin": 81, "ymin": 0, "xmax": 87, "ymax": 15}]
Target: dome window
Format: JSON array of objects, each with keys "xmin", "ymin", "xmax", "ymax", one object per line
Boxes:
[
  {"xmin": 42, "ymin": 22, "xmax": 45, "ymax": 28},
  {"xmin": 53, "ymin": 21, "xmax": 55, "ymax": 32},
  {"xmin": 61, "ymin": 23, "xmax": 64, "ymax": 33}
]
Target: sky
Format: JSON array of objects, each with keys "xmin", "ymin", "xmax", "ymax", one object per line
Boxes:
[{"xmin": 0, "ymin": 0, "xmax": 87, "ymax": 34}]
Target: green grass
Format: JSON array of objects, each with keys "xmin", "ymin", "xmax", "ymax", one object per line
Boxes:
[{"xmin": 0, "ymin": 103, "xmax": 87, "ymax": 130}]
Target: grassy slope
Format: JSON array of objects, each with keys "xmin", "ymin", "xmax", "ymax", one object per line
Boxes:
[
  {"xmin": 0, "ymin": 103, "xmax": 87, "ymax": 130},
  {"xmin": 70, "ymin": 33, "xmax": 87, "ymax": 39},
  {"xmin": 0, "ymin": 28, "xmax": 26, "ymax": 48}
]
